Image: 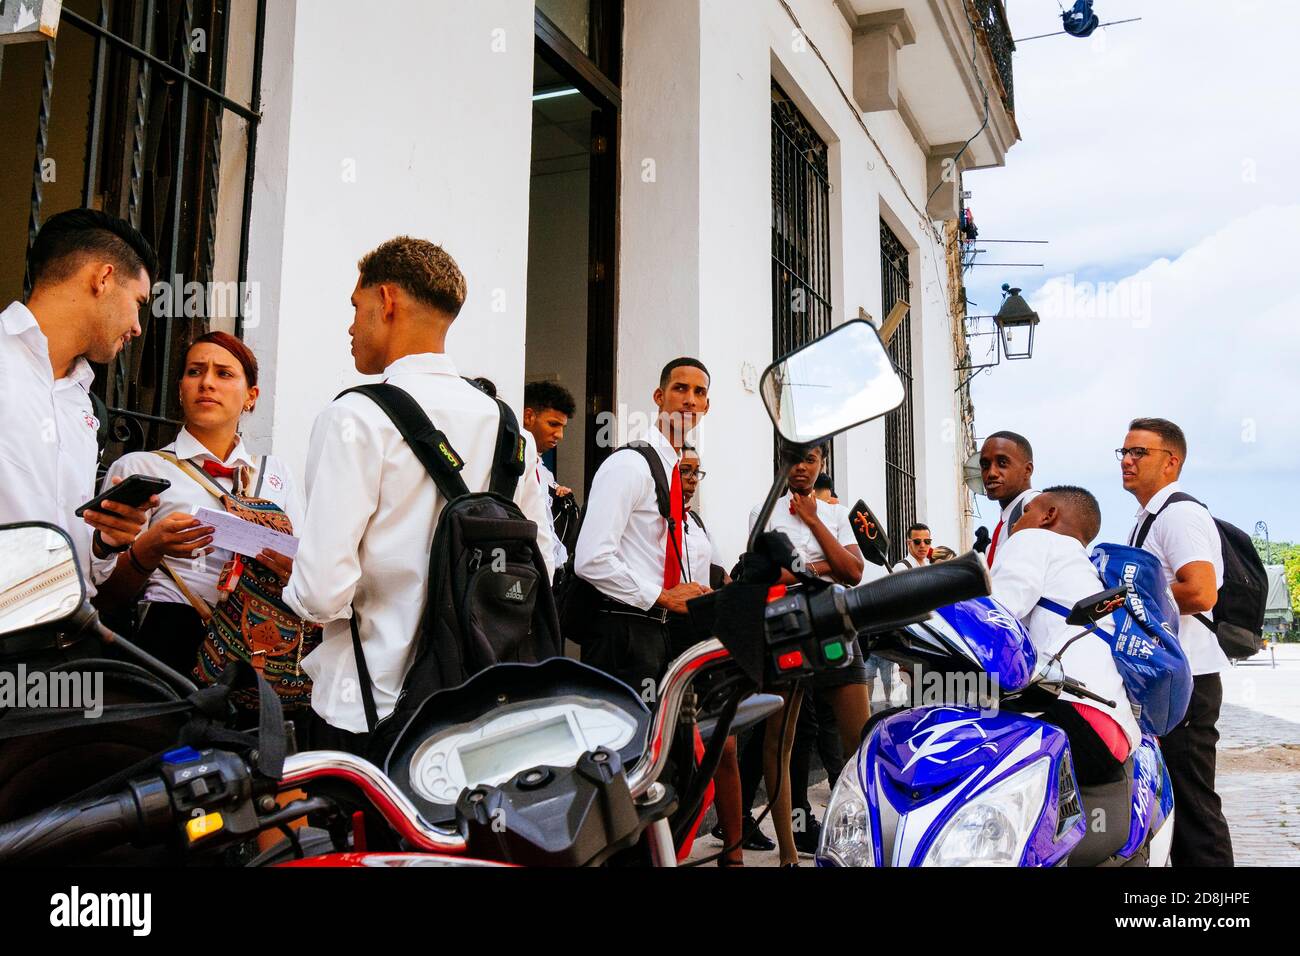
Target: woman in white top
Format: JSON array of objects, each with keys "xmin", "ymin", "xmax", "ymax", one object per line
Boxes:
[{"xmin": 92, "ymin": 333, "xmax": 302, "ymax": 674}]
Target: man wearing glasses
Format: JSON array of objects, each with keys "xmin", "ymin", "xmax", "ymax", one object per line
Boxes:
[
  {"xmin": 893, "ymin": 523, "xmax": 933, "ymax": 571},
  {"xmin": 1119, "ymin": 417, "xmax": 1231, "ymax": 866}
]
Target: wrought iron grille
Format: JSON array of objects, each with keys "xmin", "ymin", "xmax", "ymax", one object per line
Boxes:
[
  {"xmin": 970, "ymin": 0, "xmax": 1015, "ymax": 114},
  {"xmin": 9, "ymin": 0, "xmax": 265, "ymax": 469},
  {"xmin": 881, "ymin": 220, "xmax": 916, "ymax": 565},
  {"xmin": 771, "ymin": 82, "xmax": 833, "ymax": 474}
]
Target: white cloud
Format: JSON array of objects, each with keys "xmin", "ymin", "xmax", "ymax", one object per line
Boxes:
[
  {"xmin": 961, "ymin": 1, "xmax": 1300, "ymax": 541},
  {"xmin": 971, "ymin": 203, "xmax": 1300, "ymax": 541}
]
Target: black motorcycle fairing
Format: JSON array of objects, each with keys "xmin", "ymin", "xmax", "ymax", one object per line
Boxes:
[{"xmin": 384, "ymin": 658, "xmax": 652, "ymax": 827}]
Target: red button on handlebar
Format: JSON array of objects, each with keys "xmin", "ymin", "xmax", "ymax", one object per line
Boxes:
[{"xmin": 777, "ymin": 649, "xmax": 804, "ymax": 670}]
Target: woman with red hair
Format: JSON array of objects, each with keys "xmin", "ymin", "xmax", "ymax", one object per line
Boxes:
[{"xmin": 92, "ymin": 332, "xmax": 303, "ymax": 677}]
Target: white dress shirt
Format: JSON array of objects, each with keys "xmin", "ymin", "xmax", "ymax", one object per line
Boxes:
[
  {"xmin": 575, "ymin": 427, "xmax": 682, "ymax": 610},
  {"xmin": 1128, "ymin": 481, "xmax": 1226, "ymax": 676},
  {"xmin": 535, "ymin": 460, "xmax": 569, "ymax": 571},
  {"xmin": 892, "ymin": 553, "xmax": 925, "ymax": 572},
  {"xmin": 283, "ymin": 353, "xmax": 556, "ymax": 733},
  {"xmin": 988, "ymin": 488, "xmax": 1041, "ymax": 565},
  {"xmin": 90, "ymin": 428, "xmax": 302, "ymax": 607},
  {"xmin": 990, "ymin": 527, "xmax": 1141, "ymax": 752},
  {"xmin": 748, "ymin": 492, "xmax": 857, "ymax": 583},
  {"xmin": 0, "ymin": 301, "xmax": 99, "ymax": 587},
  {"xmin": 684, "ymin": 510, "xmax": 715, "ymax": 586}
]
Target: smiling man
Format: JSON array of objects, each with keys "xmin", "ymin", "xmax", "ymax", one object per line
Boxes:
[
  {"xmin": 979, "ymin": 430, "xmax": 1040, "ymax": 567},
  {"xmin": 0, "ymin": 209, "xmax": 159, "ymax": 582},
  {"xmin": 575, "ymin": 357, "xmax": 713, "ymax": 694}
]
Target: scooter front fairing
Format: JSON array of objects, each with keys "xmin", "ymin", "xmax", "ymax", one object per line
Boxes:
[{"xmin": 820, "ymin": 705, "xmax": 1086, "ymax": 867}]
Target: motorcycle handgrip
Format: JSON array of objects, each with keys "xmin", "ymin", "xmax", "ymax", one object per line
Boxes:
[
  {"xmin": 844, "ymin": 551, "xmax": 991, "ymax": 630},
  {"xmin": 0, "ymin": 777, "xmax": 169, "ymax": 866}
]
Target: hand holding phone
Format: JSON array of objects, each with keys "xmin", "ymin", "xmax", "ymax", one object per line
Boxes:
[{"xmin": 79, "ymin": 475, "xmax": 169, "ymax": 553}]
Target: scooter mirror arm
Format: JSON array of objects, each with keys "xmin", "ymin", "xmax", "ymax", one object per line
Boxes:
[{"xmin": 70, "ymin": 602, "xmax": 200, "ymax": 696}]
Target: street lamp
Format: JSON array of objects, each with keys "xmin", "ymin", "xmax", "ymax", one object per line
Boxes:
[
  {"xmin": 994, "ymin": 284, "xmax": 1040, "ymax": 360},
  {"xmin": 1255, "ymin": 521, "xmax": 1271, "ymax": 564}
]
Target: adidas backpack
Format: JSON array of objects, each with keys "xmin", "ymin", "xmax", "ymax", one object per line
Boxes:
[
  {"xmin": 1134, "ymin": 493, "xmax": 1267, "ymax": 660},
  {"xmin": 338, "ymin": 382, "xmax": 562, "ymax": 763}
]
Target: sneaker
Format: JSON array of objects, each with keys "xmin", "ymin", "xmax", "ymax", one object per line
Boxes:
[
  {"xmin": 794, "ymin": 814, "xmax": 822, "ymax": 856},
  {"xmin": 711, "ymin": 817, "xmax": 776, "ymax": 851}
]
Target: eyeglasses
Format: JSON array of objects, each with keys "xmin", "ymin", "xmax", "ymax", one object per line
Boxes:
[
  {"xmin": 679, "ymin": 468, "xmax": 706, "ymax": 481},
  {"xmin": 911, "ymin": 538, "xmax": 932, "ymax": 545},
  {"xmin": 1114, "ymin": 447, "xmax": 1173, "ymax": 463}
]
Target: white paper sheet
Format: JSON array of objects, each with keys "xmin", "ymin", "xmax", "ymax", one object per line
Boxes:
[{"xmin": 192, "ymin": 506, "xmax": 299, "ymax": 559}]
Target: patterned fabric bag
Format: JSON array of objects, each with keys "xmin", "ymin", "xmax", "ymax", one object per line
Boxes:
[{"xmin": 152, "ymin": 452, "xmax": 321, "ymax": 710}]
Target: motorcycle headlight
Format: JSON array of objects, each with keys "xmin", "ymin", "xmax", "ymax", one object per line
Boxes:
[
  {"xmin": 921, "ymin": 758, "xmax": 1048, "ymax": 867},
  {"xmin": 818, "ymin": 764, "xmax": 874, "ymax": 867}
]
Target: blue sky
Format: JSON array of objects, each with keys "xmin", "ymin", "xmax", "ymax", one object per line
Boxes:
[{"xmin": 964, "ymin": 0, "xmax": 1300, "ymax": 545}]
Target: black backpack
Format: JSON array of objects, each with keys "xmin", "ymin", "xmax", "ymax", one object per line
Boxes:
[
  {"xmin": 555, "ymin": 442, "xmax": 676, "ymax": 645},
  {"xmin": 1134, "ymin": 492, "xmax": 1268, "ymax": 660},
  {"xmin": 339, "ymin": 383, "xmax": 562, "ymax": 760}
]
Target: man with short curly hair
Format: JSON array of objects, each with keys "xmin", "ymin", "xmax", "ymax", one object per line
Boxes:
[
  {"xmin": 524, "ymin": 380, "xmax": 578, "ymax": 576},
  {"xmin": 284, "ymin": 237, "xmax": 556, "ymax": 753}
]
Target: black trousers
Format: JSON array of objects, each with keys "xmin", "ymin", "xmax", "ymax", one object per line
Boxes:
[
  {"xmin": 791, "ymin": 689, "xmax": 844, "ymax": 815},
  {"xmin": 580, "ymin": 607, "xmax": 672, "ymax": 700},
  {"xmin": 305, "ymin": 709, "xmax": 372, "ymax": 757},
  {"xmin": 1042, "ymin": 699, "xmax": 1126, "ymax": 787},
  {"xmin": 134, "ymin": 601, "xmax": 206, "ymax": 677},
  {"xmin": 1160, "ymin": 673, "xmax": 1234, "ymax": 867}
]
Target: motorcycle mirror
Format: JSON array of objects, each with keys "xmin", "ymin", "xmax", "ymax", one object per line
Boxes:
[
  {"xmin": 847, "ymin": 499, "xmax": 890, "ymax": 567},
  {"xmin": 759, "ymin": 319, "xmax": 905, "ymax": 446},
  {"xmin": 1065, "ymin": 585, "xmax": 1128, "ymax": 627},
  {"xmin": 0, "ymin": 522, "xmax": 86, "ymax": 638}
]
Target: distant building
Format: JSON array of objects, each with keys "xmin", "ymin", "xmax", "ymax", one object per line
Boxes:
[{"xmin": 1264, "ymin": 565, "xmax": 1293, "ymax": 640}]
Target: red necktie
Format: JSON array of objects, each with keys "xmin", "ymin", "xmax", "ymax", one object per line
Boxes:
[
  {"xmin": 202, "ymin": 460, "xmax": 236, "ymax": 480},
  {"xmin": 986, "ymin": 518, "xmax": 1005, "ymax": 566},
  {"xmin": 663, "ymin": 462, "xmax": 685, "ymax": 589}
]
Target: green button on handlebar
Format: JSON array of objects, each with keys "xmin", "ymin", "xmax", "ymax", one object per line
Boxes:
[{"xmin": 822, "ymin": 640, "xmax": 845, "ymax": 663}]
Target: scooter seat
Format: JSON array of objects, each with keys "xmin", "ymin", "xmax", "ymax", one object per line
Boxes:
[{"xmin": 1067, "ymin": 755, "xmax": 1135, "ymax": 867}]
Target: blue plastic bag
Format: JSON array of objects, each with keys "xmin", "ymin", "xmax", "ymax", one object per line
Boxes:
[{"xmin": 1089, "ymin": 543, "xmax": 1193, "ymax": 736}]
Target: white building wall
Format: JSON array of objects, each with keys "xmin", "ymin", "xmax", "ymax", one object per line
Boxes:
[
  {"xmin": 244, "ymin": 0, "xmax": 537, "ymax": 475},
  {"xmin": 246, "ymin": 0, "xmax": 968, "ymax": 566}
]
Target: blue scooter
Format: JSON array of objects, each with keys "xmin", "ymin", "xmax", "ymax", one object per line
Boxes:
[{"xmin": 816, "ymin": 592, "xmax": 1174, "ymax": 867}]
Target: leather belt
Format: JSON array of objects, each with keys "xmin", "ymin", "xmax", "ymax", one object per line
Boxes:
[{"xmin": 597, "ymin": 596, "xmax": 669, "ymax": 624}]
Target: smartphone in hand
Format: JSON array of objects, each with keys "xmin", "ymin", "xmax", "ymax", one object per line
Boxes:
[{"xmin": 75, "ymin": 475, "xmax": 171, "ymax": 517}]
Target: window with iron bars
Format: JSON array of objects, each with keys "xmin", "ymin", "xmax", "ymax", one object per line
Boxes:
[
  {"xmin": 1, "ymin": 0, "xmax": 265, "ymax": 473},
  {"xmin": 881, "ymin": 220, "xmax": 916, "ymax": 565},
  {"xmin": 771, "ymin": 81, "xmax": 833, "ymax": 476}
]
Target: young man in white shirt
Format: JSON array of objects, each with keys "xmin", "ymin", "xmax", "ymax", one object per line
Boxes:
[
  {"xmin": 574, "ymin": 357, "xmax": 712, "ymax": 695},
  {"xmin": 892, "ymin": 523, "xmax": 932, "ymax": 571},
  {"xmin": 991, "ymin": 486, "xmax": 1140, "ymax": 786},
  {"xmin": 1, "ymin": 210, "xmax": 159, "ymax": 586},
  {"xmin": 523, "ymin": 380, "xmax": 577, "ymax": 577},
  {"xmin": 747, "ymin": 444, "xmax": 866, "ymax": 866},
  {"xmin": 1120, "ymin": 417, "xmax": 1231, "ymax": 866},
  {"xmin": 979, "ymin": 430, "xmax": 1040, "ymax": 568},
  {"xmin": 283, "ymin": 237, "xmax": 556, "ymax": 752}
]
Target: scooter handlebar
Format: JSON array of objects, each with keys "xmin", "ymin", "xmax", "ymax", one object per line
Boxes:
[
  {"xmin": 843, "ymin": 551, "xmax": 991, "ymax": 630},
  {"xmin": 0, "ymin": 777, "xmax": 171, "ymax": 866}
]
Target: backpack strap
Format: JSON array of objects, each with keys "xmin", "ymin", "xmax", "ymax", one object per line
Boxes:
[
  {"xmin": 338, "ymin": 383, "xmax": 471, "ymax": 501},
  {"xmin": 688, "ymin": 510, "xmax": 707, "ymax": 534},
  {"xmin": 484, "ymin": 388, "xmax": 527, "ymax": 499},
  {"xmin": 1035, "ymin": 597, "xmax": 1072, "ymax": 618},
  {"xmin": 622, "ymin": 442, "xmax": 672, "ymax": 521},
  {"xmin": 350, "ymin": 612, "xmax": 380, "ymax": 734},
  {"xmin": 1132, "ymin": 491, "xmax": 1202, "ymax": 548}
]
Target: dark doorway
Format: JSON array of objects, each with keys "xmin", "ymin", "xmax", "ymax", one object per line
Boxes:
[{"xmin": 527, "ymin": 4, "xmax": 620, "ymax": 498}]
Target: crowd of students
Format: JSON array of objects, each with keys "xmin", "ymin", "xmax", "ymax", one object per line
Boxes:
[{"xmin": 1, "ymin": 208, "xmax": 1231, "ymax": 867}]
